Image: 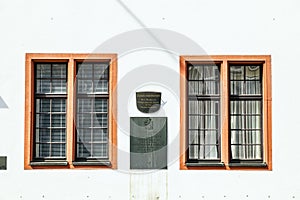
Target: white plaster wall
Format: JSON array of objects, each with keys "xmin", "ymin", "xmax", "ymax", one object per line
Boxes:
[{"xmin": 0, "ymin": 0, "xmax": 299, "ymax": 199}]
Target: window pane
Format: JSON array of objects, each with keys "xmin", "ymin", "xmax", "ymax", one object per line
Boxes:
[
  {"xmin": 77, "ymin": 79, "xmax": 93, "ymax": 94},
  {"xmin": 245, "ymin": 65, "xmax": 260, "ymax": 80},
  {"xmin": 37, "ymin": 143, "xmax": 50, "ymax": 158},
  {"xmin": 36, "ymin": 79, "xmax": 51, "ymax": 93},
  {"xmin": 52, "ymin": 64, "xmax": 67, "ymax": 78},
  {"xmin": 52, "ymin": 129, "xmax": 66, "ymax": 142},
  {"xmin": 36, "ymin": 129, "xmax": 50, "ymax": 142},
  {"xmin": 77, "ymin": 98, "xmax": 92, "ymax": 113},
  {"xmin": 93, "ymin": 113, "xmax": 108, "ymax": 127},
  {"xmin": 77, "ymin": 143, "xmax": 91, "ymax": 158},
  {"xmin": 36, "ymin": 99, "xmax": 50, "ymax": 113},
  {"xmin": 77, "ymin": 129, "xmax": 92, "ymax": 143},
  {"xmin": 245, "ymin": 81, "xmax": 261, "ymax": 95},
  {"xmin": 93, "ymin": 129, "xmax": 108, "ymax": 142},
  {"xmin": 188, "ymin": 65, "xmax": 203, "ymax": 80},
  {"xmin": 77, "ymin": 64, "xmax": 93, "ymax": 78},
  {"xmin": 94, "ymin": 63, "xmax": 109, "ymax": 80},
  {"xmin": 51, "ymin": 144, "xmax": 66, "ymax": 157},
  {"xmin": 204, "ymin": 81, "xmax": 219, "ymax": 95},
  {"xmin": 230, "ymin": 66, "xmax": 244, "ymax": 80},
  {"xmin": 36, "ymin": 114, "xmax": 50, "ymax": 128},
  {"xmin": 95, "ymin": 99, "xmax": 108, "ymax": 113},
  {"xmin": 36, "ymin": 64, "xmax": 51, "ymax": 78},
  {"xmin": 94, "ymin": 80, "xmax": 108, "ymax": 93},
  {"xmin": 52, "ymin": 80, "xmax": 66, "ymax": 93},
  {"xmin": 230, "ymin": 101, "xmax": 244, "ymax": 114},
  {"xmin": 52, "ymin": 99, "xmax": 66, "ymax": 113},
  {"xmin": 204, "ymin": 65, "xmax": 219, "ymax": 80},
  {"xmin": 77, "ymin": 114, "xmax": 92, "ymax": 128},
  {"xmin": 93, "ymin": 144, "xmax": 108, "ymax": 158},
  {"xmin": 51, "ymin": 114, "xmax": 65, "ymax": 127},
  {"xmin": 189, "ymin": 145, "xmax": 199, "ymax": 159}
]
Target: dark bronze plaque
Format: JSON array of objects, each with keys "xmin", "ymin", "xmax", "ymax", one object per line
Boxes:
[
  {"xmin": 0, "ymin": 156, "xmax": 7, "ymax": 170},
  {"xmin": 130, "ymin": 117, "xmax": 167, "ymax": 169},
  {"xmin": 136, "ymin": 92, "xmax": 161, "ymax": 113}
]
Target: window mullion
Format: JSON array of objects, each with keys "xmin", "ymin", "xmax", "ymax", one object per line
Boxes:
[
  {"xmin": 66, "ymin": 58, "xmax": 75, "ymax": 164},
  {"xmin": 221, "ymin": 60, "xmax": 229, "ymax": 167}
]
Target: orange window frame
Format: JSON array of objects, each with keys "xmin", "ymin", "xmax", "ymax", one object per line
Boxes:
[
  {"xmin": 24, "ymin": 53, "xmax": 118, "ymax": 169},
  {"xmin": 180, "ymin": 55, "xmax": 272, "ymax": 170}
]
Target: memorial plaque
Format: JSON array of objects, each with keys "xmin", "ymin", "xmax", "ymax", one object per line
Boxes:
[
  {"xmin": 136, "ymin": 92, "xmax": 161, "ymax": 113},
  {"xmin": 0, "ymin": 156, "xmax": 7, "ymax": 170},
  {"xmin": 130, "ymin": 117, "xmax": 167, "ymax": 169}
]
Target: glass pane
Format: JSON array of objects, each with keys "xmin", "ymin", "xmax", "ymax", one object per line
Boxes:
[
  {"xmin": 93, "ymin": 129, "xmax": 108, "ymax": 142},
  {"xmin": 52, "ymin": 64, "xmax": 67, "ymax": 78},
  {"xmin": 93, "ymin": 113, "xmax": 108, "ymax": 127},
  {"xmin": 94, "ymin": 80, "xmax": 108, "ymax": 93},
  {"xmin": 246, "ymin": 65, "xmax": 260, "ymax": 80},
  {"xmin": 205, "ymin": 101, "xmax": 219, "ymax": 114},
  {"xmin": 230, "ymin": 101, "xmax": 244, "ymax": 115},
  {"xmin": 36, "ymin": 64, "xmax": 51, "ymax": 78},
  {"xmin": 204, "ymin": 65, "xmax": 219, "ymax": 80},
  {"xmin": 77, "ymin": 113, "xmax": 92, "ymax": 128},
  {"xmin": 77, "ymin": 64, "xmax": 93, "ymax": 78},
  {"xmin": 245, "ymin": 116, "xmax": 261, "ymax": 129},
  {"xmin": 52, "ymin": 80, "xmax": 66, "ymax": 93},
  {"xmin": 204, "ymin": 81, "xmax": 219, "ymax": 95},
  {"xmin": 188, "ymin": 65, "xmax": 203, "ymax": 80},
  {"xmin": 36, "ymin": 114, "xmax": 50, "ymax": 128},
  {"xmin": 51, "ymin": 143, "xmax": 65, "ymax": 157},
  {"xmin": 204, "ymin": 145, "xmax": 218, "ymax": 159},
  {"xmin": 245, "ymin": 81, "xmax": 261, "ymax": 95},
  {"xmin": 36, "ymin": 79, "xmax": 51, "ymax": 93},
  {"xmin": 93, "ymin": 144, "xmax": 108, "ymax": 157},
  {"xmin": 39, "ymin": 143, "xmax": 50, "ymax": 157},
  {"xmin": 231, "ymin": 131, "xmax": 244, "ymax": 145},
  {"xmin": 189, "ymin": 115, "xmax": 204, "ymax": 129},
  {"xmin": 36, "ymin": 99, "xmax": 50, "ymax": 113},
  {"xmin": 231, "ymin": 115, "xmax": 244, "ymax": 129},
  {"xmin": 189, "ymin": 145, "xmax": 199, "ymax": 159},
  {"xmin": 95, "ymin": 99, "xmax": 108, "ymax": 113},
  {"xmin": 230, "ymin": 81, "xmax": 244, "ymax": 95},
  {"xmin": 51, "ymin": 114, "xmax": 65, "ymax": 127},
  {"xmin": 52, "ymin": 129, "xmax": 66, "ymax": 142},
  {"xmin": 36, "ymin": 129, "xmax": 50, "ymax": 142},
  {"xmin": 205, "ymin": 131, "xmax": 218, "ymax": 144},
  {"xmin": 94, "ymin": 63, "xmax": 109, "ymax": 80},
  {"xmin": 230, "ymin": 66, "xmax": 244, "ymax": 80},
  {"xmin": 205, "ymin": 116, "xmax": 218, "ymax": 129},
  {"xmin": 188, "ymin": 81, "xmax": 204, "ymax": 95},
  {"xmin": 77, "ymin": 129, "xmax": 92, "ymax": 142},
  {"xmin": 77, "ymin": 98, "xmax": 92, "ymax": 113},
  {"xmin": 52, "ymin": 99, "xmax": 66, "ymax": 113},
  {"xmin": 245, "ymin": 101, "xmax": 261, "ymax": 114},
  {"xmin": 77, "ymin": 143, "xmax": 91, "ymax": 157},
  {"xmin": 231, "ymin": 145, "xmax": 245, "ymax": 159},
  {"xmin": 189, "ymin": 131, "xmax": 199, "ymax": 144},
  {"xmin": 77, "ymin": 79, "xmax": 93, "ymax": 93}
]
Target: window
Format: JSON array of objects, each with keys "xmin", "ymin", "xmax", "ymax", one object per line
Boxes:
[
  {"xmin": 25, "ymin": 53, "xmax": 117, "ymax": 169},
  {"xmin": 180, "ymin": 55, "xmax": 272, "ymax": 170}
]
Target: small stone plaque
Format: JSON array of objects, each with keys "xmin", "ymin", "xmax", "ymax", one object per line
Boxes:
[
  {"xmin": 130, "ymin": 117, "xmax": 167, "ymax": 169},
  {"xmin": 136, "ymin": 92, "xmax": 161, "ymax": 113}
]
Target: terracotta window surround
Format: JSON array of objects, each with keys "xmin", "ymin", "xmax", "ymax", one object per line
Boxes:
[
  {"xmin": 24, "ymin": 53, "xmax": 117, "ymax": 169},
  {"xmin": 180, "ymin": 55, "xmax": 272, "ymax": 170}
]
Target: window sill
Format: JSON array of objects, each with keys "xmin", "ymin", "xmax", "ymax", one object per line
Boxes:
[
  {"xmin": 229, "ymin": 162, "xmax": 268, "ymax": 168},
  {"xmin": 72, "ymin": 161, "xmax": 111, "ymax": 167},
  {"xmin": 185, "ymin": 162, "xmax": 225, "ymax": 167},
  {"xmin": 30, "ymin": 161, "xmax": 69, "ymax": 166}
]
